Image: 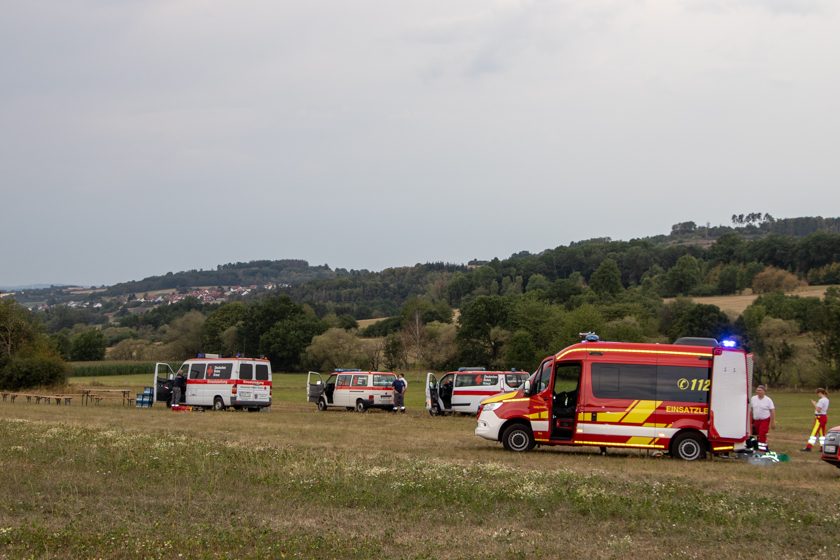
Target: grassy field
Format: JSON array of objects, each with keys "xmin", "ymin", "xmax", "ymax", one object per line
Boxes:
[{"xmin": 1, "ymin": 375, "xmax": 839, "ymax": 558}]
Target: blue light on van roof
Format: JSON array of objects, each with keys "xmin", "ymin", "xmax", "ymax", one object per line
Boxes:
[{"xmin": 721, "ymin": 339, "xmax": 737, "ymax": 348}]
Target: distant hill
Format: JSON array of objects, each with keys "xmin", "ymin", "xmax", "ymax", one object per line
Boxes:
[{"xmin": 104, "ymin": 260, "xmax": 335, "ymax": 296}]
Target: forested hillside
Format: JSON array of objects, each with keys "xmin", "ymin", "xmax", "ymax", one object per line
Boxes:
[{"xmin": 3, "ymin": 216, "xmax": 840, "ymax": 390}]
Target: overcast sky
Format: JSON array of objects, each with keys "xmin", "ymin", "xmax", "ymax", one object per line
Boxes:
[{"xmin": 2, "ymin": 0, "xmax": 839, "ymax": 287}]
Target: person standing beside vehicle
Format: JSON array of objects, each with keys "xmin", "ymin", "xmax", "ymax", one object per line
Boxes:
[
  {"xmin": 392, "ymin": 373, "xmax": 407, "ymax": 413},
  {"xmin": 750, "ymin": 384, "xmax": 776, "ymax": 452},
  {"xmin": 801, "ymin": 388, "xmax": 830, "ymax": 452},
  {"xmin": 172, "ymin": 371, "xmax": 186, "ymax": 407}
]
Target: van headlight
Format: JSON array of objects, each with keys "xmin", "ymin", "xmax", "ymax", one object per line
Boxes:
[{"xmin": 482, "ymin": 402, "xmax": 502, "ymax": 412}]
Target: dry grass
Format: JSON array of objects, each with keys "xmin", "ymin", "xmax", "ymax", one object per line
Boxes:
[
  {"xmin": 1, "ymin": 377, "xmax": 839, "ymax": 558},
  {"xmin": 671, "ymin": 285, "xmax": 836, "ymax": 318},
  {"xmin": 356, "ymin": 317, "xmax": 388, "ymax": 329}
]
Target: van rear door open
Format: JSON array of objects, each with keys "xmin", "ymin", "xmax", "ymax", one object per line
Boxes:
[{"xmin": 709, "ymin": 349, "xmax": 750, "ymax": 440}]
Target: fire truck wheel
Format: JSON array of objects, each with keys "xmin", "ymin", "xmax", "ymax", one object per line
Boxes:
[
  {"xmin": 355, "ymin": 400, "xmax": 367, "ymax": 413},
  {"xmin": 317, "ymin": 399, "xmax": 327, "ymax": 411},
  {"xmin": 212, "ymin": 397, "xmax": 226, "ymax": 411},
  {"xmin": 502, "ymin": 424, "xmax": 535, "ymax": 452},
  {"xmin": 671, "ymin": 432, "xmax": 706, "ymax": 461}
]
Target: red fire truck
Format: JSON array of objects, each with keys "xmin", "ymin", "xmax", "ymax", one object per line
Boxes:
[{"xmin": 475, "ymin": 335, "xmax": 752, "ymax": 460}]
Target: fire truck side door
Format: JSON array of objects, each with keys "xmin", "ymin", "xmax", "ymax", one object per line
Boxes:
[
  {"xmin": 551, "ymin": 362, "xmax": 581, "ymax": 440},
  {"xmin": 307, "ymin": 371, "xmax": 324, "ymax": 403},
  {"xmin": 529, "ymin": 359, "xmax": 554, "ymax": 441}
]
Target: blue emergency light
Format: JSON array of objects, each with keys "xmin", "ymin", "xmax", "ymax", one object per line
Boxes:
[{"xmin": 721, "ymin": 339, "xmax": 737, "ymax": 348}]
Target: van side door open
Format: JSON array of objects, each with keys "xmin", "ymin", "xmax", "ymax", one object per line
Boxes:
[{"xmin": 551, "ymin": 362, "xmax": 581, "ymax": 441}]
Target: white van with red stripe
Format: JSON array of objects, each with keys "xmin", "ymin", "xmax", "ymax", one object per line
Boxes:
[
  {"xmin": 425, "ymin": 368, "xmax": 528, "ymax": 415},
  {"xmin": 154, "ymin": 355, "xmax": 272, "ymax": 411},
  {"xmin": 307, "ymin": 370, "xmax": 396, "ymax": 412}
]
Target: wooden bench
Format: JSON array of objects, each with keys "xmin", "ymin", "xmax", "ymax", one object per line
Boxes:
[{"xmin": 0, "ymin": 392, "xmax": 74, "ymax": 405}]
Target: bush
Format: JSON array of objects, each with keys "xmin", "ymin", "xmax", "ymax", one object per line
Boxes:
[
  {"xmin": 752, "ymin": 267, "xmax": 800, "ymax": 294},
  {"xmin": 0, "ymin": 355, "xmax": 68, "ymax": 390}
]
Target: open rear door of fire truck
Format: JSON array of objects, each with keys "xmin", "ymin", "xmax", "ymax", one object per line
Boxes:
[{"xmin": 709, "ymin": 349, "xmax": 750, "ymax": 440}]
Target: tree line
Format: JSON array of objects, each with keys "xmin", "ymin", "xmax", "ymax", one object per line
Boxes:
[{"xmin": 3, "ymin": 217, "xmax": 840, "ymax": 390}]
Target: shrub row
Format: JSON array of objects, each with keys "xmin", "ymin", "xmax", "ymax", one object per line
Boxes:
[
  {"xmin": 0, "ymin": 355, "xmax": 68, "ymax": 390},
  {"xmin": 68, "ymin": 361, "xmax": 179, "ymax": 377}
]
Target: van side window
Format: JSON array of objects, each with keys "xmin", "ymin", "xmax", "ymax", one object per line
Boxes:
[
  {"xmin": 255, "ymin": 364, "xmax": 269, "ymax": 381},
  {"xmin": 239, "ymin": 363, "xmax": 253, "ymax": 380},
  {"xmin": 592, "ymin": 363, "xmax": 656, "ymax": 400},
  {"xmin": 373, "ymin": 374, "xmax": 394, "ymax": 387},
  {"xmin": 455, "ymin": 374, "xmax": 474, "ymax": 387},
  {"xmin": 352, "ymin": 375, "xmax": 368, "ymax": 387},
  {"xmin": 658, "ymin": 365, "xmax": 710, "ymax": 403},
  {"xmin": 336, "ymin": 374, "xmax": 352, "ymax": 387},
  {"xmin": 207, "ymin": 363, "xmax": 232, "ymax": 380},
  {"xmin": 536, "ymin": 361, "xmax": 552, "ymax": 393},
  {"xmin": 189, "ymin": 363, "xmax": 206, "ymax": 380}
]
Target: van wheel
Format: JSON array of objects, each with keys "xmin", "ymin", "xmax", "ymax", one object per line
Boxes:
[
  {"xmin": 317, "ymin": 399, "xmax": 327, "ymax": 412},
  {"xmin": 212, "ymin": 397, "xmax": 226, "ymax": 411},
  {"xmin": 502, "ymin": 424, "xmax": 535, "ymax": 452},
  {"xmin": 671, "ymin": 432, "xmax": 706, "ymax": 461},
  {"xmin": 355, "ymin": 400, "xmax": 367, "ymax": 413}
]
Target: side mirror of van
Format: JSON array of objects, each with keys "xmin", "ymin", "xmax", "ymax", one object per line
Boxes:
[{"xmin": 523, "ymin": 379, "xmax": 531, "ymax": 395}]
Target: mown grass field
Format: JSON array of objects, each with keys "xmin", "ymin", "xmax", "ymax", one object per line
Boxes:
[
  {"xmin": 677, "ymin": 284, "xmax": 836, "ymax": 318},
  {"xmin": 1, "ymin": 374, "xmax": 839, "ymax": 559}
]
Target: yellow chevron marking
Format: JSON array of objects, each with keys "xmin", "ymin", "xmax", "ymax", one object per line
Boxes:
[
  {"xmin": 618, "ymin": 400, "xmax": 639, "ymax": 422},
  {"xmin": 622, "ymin": 400, "xmax": 662, "ymax": 425},
  {"xmin": 626, "ymin": 436, "xmax": 654, "ymax": 446}
]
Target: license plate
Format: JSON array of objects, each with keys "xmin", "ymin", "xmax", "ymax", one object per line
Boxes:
[
  {"xmin": 381, "ymin": 395, "xmax": 391, "ymax": 399},
  {"xmin": 825, "ymin": 445, "xmax": 837, "ymax": 454}
]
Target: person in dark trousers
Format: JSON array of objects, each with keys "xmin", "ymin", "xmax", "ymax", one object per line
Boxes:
[
  {"xmin": 392, "ymin": 373, "xmax": 406, "ymax": 413},
  {"xmin": 802, "ymin": 388, "xmax": 830, "ymax": 451},
  {"xmin": 172, "ymin": 372, "xmax": 186, "ymax": 407}
]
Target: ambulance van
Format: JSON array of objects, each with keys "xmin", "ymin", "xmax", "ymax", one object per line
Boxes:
[
  {"xmin": 307, "ymin": 370, "xmax": 396, "ymax": 412},
  {"xmin": 154, "ymin": 355, "xmax": 272, "ymax": 411},
  {"xmin": 475, "ymin": 335, "xmax": 752, "ymax": 460},
  {"xmin": 425, "ymin": 368, "xmax": 528, "ymax": 415}
]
